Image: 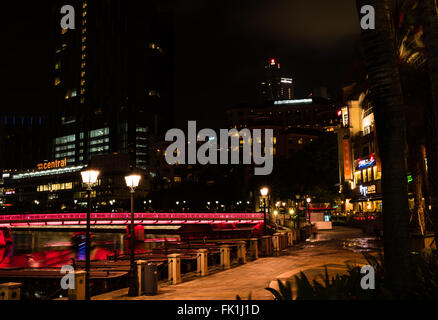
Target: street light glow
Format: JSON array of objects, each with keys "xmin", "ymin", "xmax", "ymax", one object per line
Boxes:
[
  {"xmin": 260, "ymin": 187, "xmax": 269, "ymax": 197},
  {"xmin": 125, "ymin": 174, "xmax": 141, "ymax": 189},
  {"xmin": 81, "ymin": 169, "xmax": 100, "ymax": 185},
  {"xmin": 306, "ymin": 197, "xmax": 311, "ymax": 203}
]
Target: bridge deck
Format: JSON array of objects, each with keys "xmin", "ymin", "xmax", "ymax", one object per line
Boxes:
[{"xmin": 0, "ymin": 212, "xmax": 264, "ymax": 227}]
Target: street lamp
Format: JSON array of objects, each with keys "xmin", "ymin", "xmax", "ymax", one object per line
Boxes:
[
  {"xmin": 260, "ymin": 187, "xmax": 269, "ymax": 234},
  {"xmin": 306, "ymin": 197, "xmax": 311, "ymax": 224},
  {"xmin": 80, "ymin": 169, "xmax": 100, "ymax": 301},
  {"xmin": 125, "ymin": 174, "xmax": 141, "ymax": 297}
]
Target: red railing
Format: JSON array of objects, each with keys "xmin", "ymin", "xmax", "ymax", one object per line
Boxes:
[{"xmin": 0, "ymin": 212, "xmax": 264, "ymax": 227}]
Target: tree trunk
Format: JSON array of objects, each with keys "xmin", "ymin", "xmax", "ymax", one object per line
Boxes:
[
  {"xmin": 356, "ymin": 0, "xmax": 412, "ymax": 296},
  {"xmin": 411, "ymin": 143, "xmax": 426, "ymax": 235},
  {"xmin": 422, "ymin": 0, "xmax": 438, "ymax": 244}
]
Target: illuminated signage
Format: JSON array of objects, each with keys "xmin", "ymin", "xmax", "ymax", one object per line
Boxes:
[
  {"xmin": 37, "ymin": 158, "xmax": 67, "ymax": 171},
  {"xmin": 274, "ymin": 99, "xmax": 312, "ymax": 105},
  {"xmin": 280, "ymin": 78, "xmax": 292, "ymax": 84},
  {"xmin": 342, "ymin": 139, "xmax": 352, "ymax": 180},
  {"xmin": 270, "ymin": 59, "xmax": 276, "ymax": 65},
  {"xmin": 359, "ymin": 184, "xmax": 376, "ymax": 197},
  {"xmin": 358, "ymin": 155, "xmax": 376, "ymax": 169}
]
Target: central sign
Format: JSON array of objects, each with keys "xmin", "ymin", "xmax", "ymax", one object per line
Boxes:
[{"xmin": 37, "ymin": 158, "xmax": 67, "ymax": 170}]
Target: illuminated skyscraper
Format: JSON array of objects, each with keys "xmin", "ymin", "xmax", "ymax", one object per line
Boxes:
[
  {"xmin": 48, "ymin": 1, "xmax": 175, "ymax": 170},
  {"xmin": 261, "ymin": 58, "xmax": 294, "ymax": 102}
]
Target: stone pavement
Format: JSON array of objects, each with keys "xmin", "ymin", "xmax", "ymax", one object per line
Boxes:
[{"xmin": 92, "ymin": 226, "xmax": 381, "ymax": 300}]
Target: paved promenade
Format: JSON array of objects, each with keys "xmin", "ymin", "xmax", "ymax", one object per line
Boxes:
[{"xmin": 93, "ymin": 227, "xmax": 381, "ymax": 300}]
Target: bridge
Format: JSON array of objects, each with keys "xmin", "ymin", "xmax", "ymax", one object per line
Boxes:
[{"xmin": 0, "ymin": 212, "xmax": 264, "ymax": 228}]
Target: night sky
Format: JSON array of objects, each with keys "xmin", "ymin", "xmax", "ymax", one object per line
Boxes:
[
  {"xmin": 2, "ymin": 0, "xmax": 361, "ymax": 128},
  {"xmin": 172, "ymin": 0, "xmax": 361, "ymax": 127}
]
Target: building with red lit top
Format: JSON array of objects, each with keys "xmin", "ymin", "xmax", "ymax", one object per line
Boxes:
[{"xmin": 261, "ymin": 58, "xmax": 294, "ymax": 102}]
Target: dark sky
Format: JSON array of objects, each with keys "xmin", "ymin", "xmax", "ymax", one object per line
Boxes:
[
  {"xmin": 172, "ymin": 0, "xmax": 362, "ymax": 127},
  {"xmin": 2, "ymin": 0, "xmax": 362, "ymax": 128}
]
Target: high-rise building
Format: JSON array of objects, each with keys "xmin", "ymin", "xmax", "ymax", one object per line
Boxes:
[
  {"xmin": 261, "ymin": 58, "xmax": 294, "ymax": 102},
  {"xmin": 48, "ymin": 1, "xmax": 175, "ymax": 171}
]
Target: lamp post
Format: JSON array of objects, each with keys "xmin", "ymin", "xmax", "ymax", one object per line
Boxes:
[
  {"xmin": 125, "ymin": 174, "xmax": 141, "ymax": 297},
  {"xmin": 260, "ymin": 187, "xmax": 269, "ymax": 234},
  {"xmin": 306, "ymin": 197, "xmax": 311, "ymax": 224},
  {"xmin": 80, "ymin": 169, "xmax": 100, "ymax": 301}
]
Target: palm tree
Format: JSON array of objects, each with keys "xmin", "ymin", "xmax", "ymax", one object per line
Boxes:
[
  {"xmin": 422, "ymin": 0, "xmax": 438, "ymax": 244},
  {"xmin": 356, "ymin": 0, "xmax": 412, "ymax": 295}
]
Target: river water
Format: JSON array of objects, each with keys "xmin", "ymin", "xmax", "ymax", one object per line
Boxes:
[{"xmin": 0, "ymin": 230, "xmax": 178, "ymax": 269}]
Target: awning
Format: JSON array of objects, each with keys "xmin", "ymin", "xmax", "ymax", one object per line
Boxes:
[{"xmin": 349, "ymin": 194, "xmax": 382, "ymax": 203}]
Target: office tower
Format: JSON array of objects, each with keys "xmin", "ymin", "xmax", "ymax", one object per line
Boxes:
[
  {"xmin": 261, "ymin": 58, "xmax": 294, "ymax": 102},
  {"xmin": 49, "ymin": 0, "xmax": 174, "ymax": 170}
]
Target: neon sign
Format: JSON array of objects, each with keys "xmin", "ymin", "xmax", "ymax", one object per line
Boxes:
[
  {"xmin": 359, "ymin": 184, "xmax": 376, "ymax": 197},
  {"xmin": 358, "ymin": 155, "xmax": 376, "ymax": 169},
  {"xmin": 37, "ymin": 158, "xmax": 67, "ymax": 170}
]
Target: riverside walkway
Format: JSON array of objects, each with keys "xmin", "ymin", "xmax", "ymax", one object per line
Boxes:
[{"xmin": 93, "ymin": 227, "xmax": 381, "ymax": 300}]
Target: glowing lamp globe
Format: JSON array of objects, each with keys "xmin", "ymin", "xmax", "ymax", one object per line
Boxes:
[
  {"xmin": 125, "ymin": 174, "xmax": 141, "ymax": 189},
  {"xmin": 81, "ymin": 170, "xmax": 100, "ymax": 185},
  {"xmin": 260, "ymin": 187, "xmax": 269, "ymax": 197}
]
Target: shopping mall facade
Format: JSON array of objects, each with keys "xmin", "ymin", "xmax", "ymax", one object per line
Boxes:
[{"xmin": 337, "ymin": 87, "xmax": 382, "ymax": 214}]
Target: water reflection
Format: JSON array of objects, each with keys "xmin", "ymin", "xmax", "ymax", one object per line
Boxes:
[{"xmin": 0, "ymin": 230, "xmax": 178, "ymax": 269}]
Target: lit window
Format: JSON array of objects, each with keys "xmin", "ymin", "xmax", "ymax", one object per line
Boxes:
[
  {"xmin": 55, "ymin": 134, "xmax": 75, "ymax": 145},
  {"xmin": 81, "ymin": 62, "xmax": 86, "ymax": 69},
  {"xmin": 61, "ymin": 28, "xmax": 67, "ymax": 35},
  {"xmin": 83, "ymin": 2, "xmax": 87, "ymax": 9},
  {"xmin": 82, "ymin": 36, "xmax": 86, "ymax": 43},
  {"xmin": 81, "ymin": 71, "xmax": 85, "ymax": 77},
  {"xmin": 82, "ymin": 28, "xmax": 87, "ymax": 34},
  {"xmin": 80, "ymin": 97, "xmax": 85, "ymax": 104},
  {"xmin": 55, "ymin": 61, "xmax": 61, "ymax": 70},
  {"xmin": 89, "ymin": 127, "xmax": 110, "ymax": 138},
  {"xmin": 54, "ymin": 77, "xmax": 61, "ymax": 86},
  {"xmin": 82, "ymin": 10, "xmax": 87, "ymax": 17},
  {"xmin": 81, "ymin": 79, "xmax": 85, "ymax": 86},
  {"xmin": 81, "ymin": 53, "xmax": 86, "ymax": 60},
  {"xmin": 81, "ymin": 45, "xmax": 86, "ymax": 52}
]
